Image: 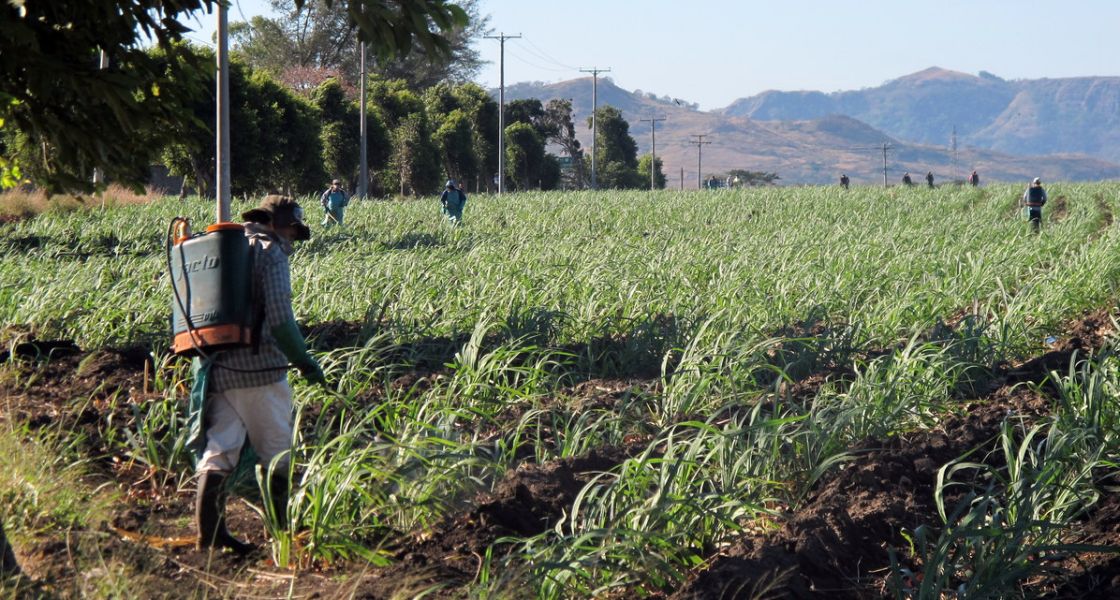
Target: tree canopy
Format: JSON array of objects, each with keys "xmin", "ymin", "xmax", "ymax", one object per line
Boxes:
[
  {"xmin": 231, "ymin": 0, "xmax": 487, "ymax": 93},
  {"xmin": 0, "ymin": 0, "xmax": 467, "ymax": 192},
  {"xmin": 588, "ymin": 106, "xmax": 643, "ymax": 189}
]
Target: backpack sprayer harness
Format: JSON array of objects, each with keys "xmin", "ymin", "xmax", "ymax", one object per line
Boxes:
[{"xmin": 167, "ymin": 217, "xmax": 292, "ymax": 373}]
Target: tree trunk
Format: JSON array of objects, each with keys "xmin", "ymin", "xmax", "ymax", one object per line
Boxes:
[{"xmin": 0, "ymin": 523, "xmax": 19, "ymax": 577}]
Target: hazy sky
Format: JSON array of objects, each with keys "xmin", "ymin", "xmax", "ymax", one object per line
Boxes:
[{"xmin": 190, "ymin": 0, "xmax": 1119, "ymax": 110}]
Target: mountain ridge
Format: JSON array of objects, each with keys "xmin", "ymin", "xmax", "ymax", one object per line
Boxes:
[{"xmin": 496, "ymin": 69, "xmax": 1120, "ymax": 185}]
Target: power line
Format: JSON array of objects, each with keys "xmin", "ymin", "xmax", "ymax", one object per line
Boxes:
[
  {"xmin": 850, "ymin": 141, "xmax": 894, "ymax": 187},
  {"xmin": 580, "ymin": 67, "xmax": 610, "ymax": 189},
  {"xmin": 506, "ymin": 49, "xmax": 573, "ymax": 73},
  {"xmin": 688, "ymin": 134, "xmax": 712, "ymax": 190},
  {"xmin": 514, "ymin": 37, "xmax": 578, "ymax": 71}
]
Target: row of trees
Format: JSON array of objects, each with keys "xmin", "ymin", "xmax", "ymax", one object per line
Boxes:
[
  {"xmin": 1, "ymin": 0, "xmax": 666, "ymax": 196},
  {"xmin": 5, "ymin": 43, "xmax": 666, "ymax": 197},
  {"xmin": 0, "ymin": 0, "xmax": 470, "ymax": 194}
]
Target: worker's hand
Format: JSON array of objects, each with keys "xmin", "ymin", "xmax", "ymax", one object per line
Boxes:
[{"xmin": 298, "ymin": 360, "xmax": 327, "ymax": 387}]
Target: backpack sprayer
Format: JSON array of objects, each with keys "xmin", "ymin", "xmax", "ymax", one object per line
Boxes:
[{"xmin": 167, "ymin": 217, "xmax": 254, "ymax": 357}]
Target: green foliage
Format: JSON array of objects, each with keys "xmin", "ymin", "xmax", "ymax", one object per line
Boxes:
[
  {"xmin": 727, "ymin": 169, "xmax": 781, "ymax": 187},
  {"xmin": 637, "ymin": 154, "xmax": 667, "ymax": 189},
  {"xmin": 0, "ymin": 0, "xmax": 217, "ymax": 192},
  {"xmin": 313, "ymin": 79, "xmax": 360, "ymax": 186},
  {"xmin": 0, "ymin": 0, "xmax": 468, "ymax": 193},
  {"xmin": 4, "ymin": 184, "xmax": 1120, "ymax": 595},
  {"xmin": 432, "ymin": 110, "xmax": 478, "ymax": 184},
  {"xmin": 504, "ymin": 122, "xmax": 545, "ymax": 190},
  {"xmin": 232, "ymin": 0, "xmax": 479, "ymax": 91},
  {"xmin": 387, "ymin": 112, "xmax": 440, "ymax": 196},
  {"xmin": 589, "ymin": 106, "xmax": 643, "ymax": 189}
]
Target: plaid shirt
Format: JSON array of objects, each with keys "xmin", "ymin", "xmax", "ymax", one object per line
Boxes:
[{"xmin": 210, "ymin": 223, "xmax": 298, "ymax": 392}]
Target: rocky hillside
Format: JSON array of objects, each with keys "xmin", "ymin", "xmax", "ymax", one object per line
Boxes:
[
  {"xmin": 722, "ymin": 67, "xmax": 1120, "ymax": 164},
  {"xmin": 499, "ymin": 76, "xmax": 1120, "ymax": 186}
]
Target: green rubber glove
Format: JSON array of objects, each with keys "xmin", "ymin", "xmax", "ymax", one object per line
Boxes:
[{"xmin": 271, "ymin": 319, "xmax": 326, "ymax": 385}]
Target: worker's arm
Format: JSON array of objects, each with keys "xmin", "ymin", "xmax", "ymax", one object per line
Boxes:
[{"xmin": 271, "ymin": 318, "xmax": 326, "ymax": 385}]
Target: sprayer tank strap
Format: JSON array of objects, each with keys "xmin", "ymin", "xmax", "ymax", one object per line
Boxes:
[{"xmin": 209, "ymin": 230, "xmax": 296, "ymax": 393}]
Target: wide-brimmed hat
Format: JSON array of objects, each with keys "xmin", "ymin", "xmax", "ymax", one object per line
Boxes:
[{"xmin": 242, "ymin": 194, "xmax": 311, "ymax": 240}]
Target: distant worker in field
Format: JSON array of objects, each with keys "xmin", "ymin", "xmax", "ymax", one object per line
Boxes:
[
  {"xmin": 1022, "ymin": 177, "xmax": 1048, "ymax": 232},
  {"xmin": 902, "ymin": 172, "xmax": 913, "ymax": 186},
  {"xmin": 925, "ymin": 171, "xmax": 935, "ymax": 188},
  {"xmin": 840, "ymin": 173, "xmax": 850, "ymax": 189},
  {"xmin": 440, "ymin": 179, "xmax": 466, "ymax": 225},
  {"xmin": 320, "ymin": 179, "xmax": 349, "ymax": 227},
  {"xmin": 969, "ymin": 170, "xmax": 980, "ymax": 187},
  {"xmin": 190, "ymin": 195, "xmax": 325, "ymax": 555}
]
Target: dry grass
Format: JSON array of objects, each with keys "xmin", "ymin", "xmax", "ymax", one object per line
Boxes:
[{"xmin": 0, "ymin": 184, "xmax": 164, "ymax": 220}]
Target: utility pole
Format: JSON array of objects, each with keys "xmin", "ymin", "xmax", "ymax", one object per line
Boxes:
[
  {"xmin": 680, "ymin": 167, "xmax": 684, "ymax": 191},
  {"xmin": 216, "ymin": 1, "xmax": 231, "ymax": 221},
  {"xmin": 486, "ymin": 32, "xmax": 521, "ymax": 196},
  {"xmin": 92, "ymin": 49, "xmax": 108, "ymax": 188},
  {"xmin": 688, "ymin": 134, "xmax": 711, "ymax": 189},
  {"xmin": 640, "ymin": 114, "xmax": 666, "ymax": 190},
  {"xmin": 358, "ymin": 40, "xmax": 367, "ymax": 199},
  {"xmin": 580, "ymin": 67, "xmax": 610, "ymax": 189},
  {"xmin": 880, "ymin": 141, "xmax": 893, "ymax": 188}
]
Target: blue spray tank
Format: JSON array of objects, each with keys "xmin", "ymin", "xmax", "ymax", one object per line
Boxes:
[{"xmin": 168, "ymin": 219, "xmax": 254, "ymax": 356}]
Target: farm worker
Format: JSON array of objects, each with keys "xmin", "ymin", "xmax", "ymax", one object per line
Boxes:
[
  {"xmin": 925, "ymin": 171, "xmax": 935, "ymax": 188},
  {"xmin": 188, "ymin": 195, "xmax": 325, "ymax": 554},
  {"xmin": 902, "ymin": 172, "xmax": 913, "ymax": 186},
  {"xmin": 1022, "ymin": 177, "xmax": 1047, "ymax": 232},
  {"xmin": 320, "ymin": 179, "xmax": 349, "ymax": 227},
  {"xmin": 969, "ymin": 170, "xmax": 980, "ymax": 187},
  {"xmin": 839, "ymin": 173, "xmax": 850, "ymax": 189},
  {"xmin": 440, "ymin": 179, "xmax": 465, "ymax": 225}
]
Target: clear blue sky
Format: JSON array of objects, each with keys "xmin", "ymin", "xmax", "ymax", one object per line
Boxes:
[{"xmin": 190, "ymin": 0, "xmax": 1120, "ymax": 110}]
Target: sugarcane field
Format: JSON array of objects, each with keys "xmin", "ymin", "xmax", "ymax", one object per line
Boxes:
[
  {"xmin": 5, "ymin": 1, "xmax": 1120, "ymax": 598},
  {"xmin": 2, "ymin": 183, "xmax": 1120, "ymax": 598}
]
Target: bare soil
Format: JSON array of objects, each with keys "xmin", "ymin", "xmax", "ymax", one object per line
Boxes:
[{"xmin": 2, "ymin": 307, "xmax": 1118, "ymax": 598}]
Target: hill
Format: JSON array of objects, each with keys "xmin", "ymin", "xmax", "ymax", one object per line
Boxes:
[
  {"xmin": 499, "ymin": 76, "xmax": 1120, "ymax": 186},
  {"xmin": 722, "ymin": 67, "xmax": 1120, "ymax": 164}
]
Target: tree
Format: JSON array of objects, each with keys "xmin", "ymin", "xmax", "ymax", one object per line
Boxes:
[
  {"xmin": 1, "ymin": 0, "xmax": 467, "ymax": 192},
  {"xmin": 313, "ymin": 79, "xmax": 360, "ymax": 185},
  {"xmin": 374, "ymin": 0, "xmax": 491, "ymax": 89},
  {"xmin": 233, "ymin": 0, "xmax": 485, "ymax": 92},
  {"xmin": 387, "ymin": 112, "xmax": 440, "ymax": 196},
  {"xmin": 450, "ymin": 83, "xmax": 498, "ymax": 192},
  {"xmin": 540, "ymin": 99, "xmax": 583, "ymax": 187},
  {"xmin": 432, "ymin": 110, "xmax": 478, "ymax": 185},
  {"xmin": 245, "ymin": 72, "xmax": 326, "ymax": 194},
  {"xmin": 727, "ymin": 169, "xmax": 781, "ymax": 187},
  {"xmin": 1, "ymin": 0, "xmax": 215, "ymax": 192},
  {"xmin": 637, "ymin": 154, "xmax": 667, "ymax": 189},
  {"xmin": 369, "ymin": 77, "xmax": 438, "ymax": 196},
  {"xmin": 155, "ymin": 44, "xmax": 325, "ymax": 197},
  {"xmin": 588, "ymin": 106, "xmax": 642, "ymax": 189},
  {"xmin": 504, "ymin": 122, "xmax": 544, "ymax": 190}
]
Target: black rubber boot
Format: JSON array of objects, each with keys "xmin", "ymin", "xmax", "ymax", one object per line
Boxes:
[
  {"xmin": 1, "ymin": 523, "xmax": 19, "ymax": 577},
  {"xmin": 195, "ymin": 471, "xmax": 256, "ymax": 555},
  {"xmin": 268, "ymin": 473, "xmax": 290, "ymax": 532}
]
